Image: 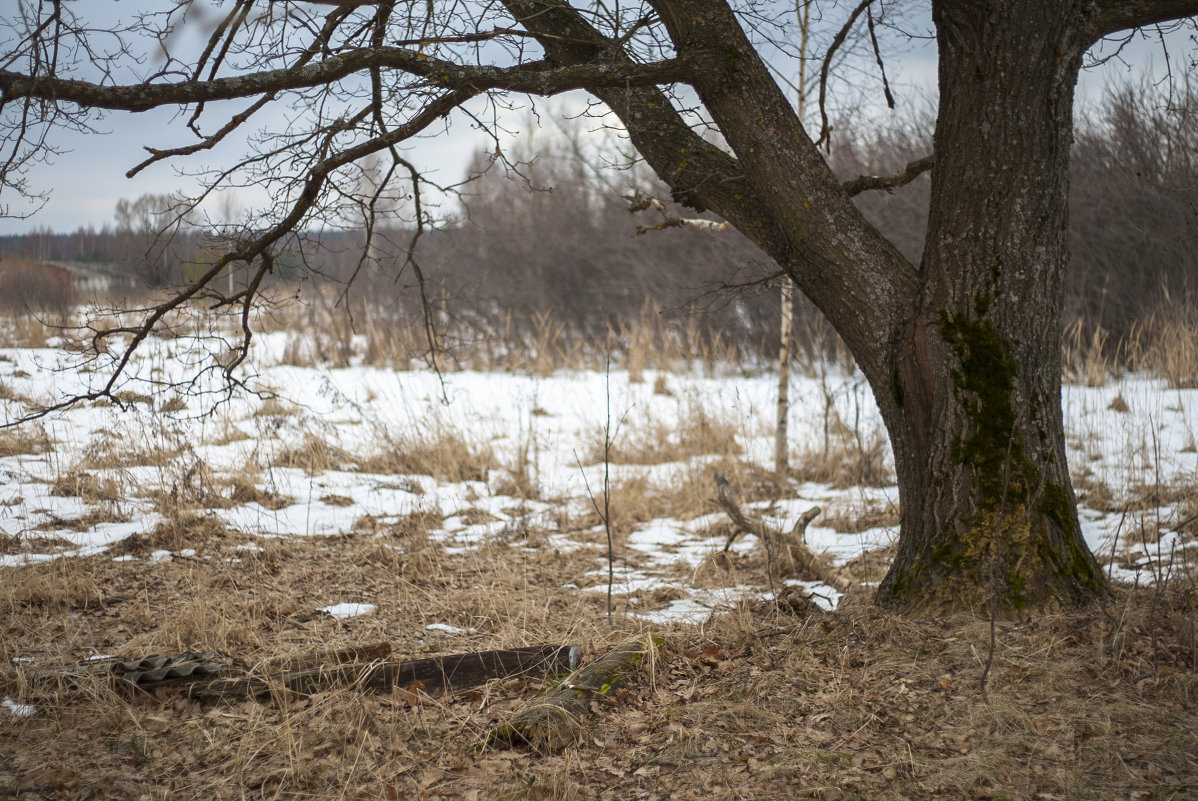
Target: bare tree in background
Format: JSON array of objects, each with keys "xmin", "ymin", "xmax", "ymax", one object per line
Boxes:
[
  {"xmin": 2, "ymin": 0, "xmax": 1197, "ymax": 614},
  {"xmin": 775, "ymin": 0, "xmax": 813, "ymax": 476}
]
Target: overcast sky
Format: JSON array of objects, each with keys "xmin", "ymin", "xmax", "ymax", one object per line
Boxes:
[{"xmin": 0, "ymin": 3, "xmax": 1192, "ymax": 237}]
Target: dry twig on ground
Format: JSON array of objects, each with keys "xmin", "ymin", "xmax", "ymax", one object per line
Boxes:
[{"xmin": 714, "ymin": 472, "xmax": 849, "ymax": 591}]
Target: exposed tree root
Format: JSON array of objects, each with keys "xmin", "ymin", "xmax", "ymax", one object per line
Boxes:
[{"xmin": 488, "ymin": 635, "xmax": 665, "ymax": 752}]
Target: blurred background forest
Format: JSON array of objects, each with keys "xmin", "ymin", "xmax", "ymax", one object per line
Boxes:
[{"xmin": 2, "ymin": 85, "xmax": 1195, "ymax": 373}]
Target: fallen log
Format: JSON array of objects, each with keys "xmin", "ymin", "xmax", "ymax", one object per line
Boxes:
[
  {"xmin": 488, "ymin": 635, "xmax": 663, "ymax": 752},
  {"xmin": 187, "ymin": 644, "xmax": 579, "ymax": 703},
  {"xmin": 713, "ymin": 472, "xmax": 850, "ymax": 592}
]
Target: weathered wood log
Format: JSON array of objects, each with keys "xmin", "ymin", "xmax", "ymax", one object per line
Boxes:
[
  {"xmin": 187, "ymin": 644, "xmax": 579, "ymax": 703},
  {"xmin": 488, "ymin": 635, "xmax": 663, "ymax": 752},
  {"xmin": 713, "ymin": 472, "xmax": 851, "ymax": 592},
  {"xmin": 265, "ymin": 642, "xmax": 392, "ymax": 673}
]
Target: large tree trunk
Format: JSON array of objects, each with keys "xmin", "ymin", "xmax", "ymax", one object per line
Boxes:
[
  {"xmin": 510, "ymin": 0, "xmax": 1118, "ymax": 615},
  {"xmin": 874, "ymin": 0, "xmax": 1108, "ymax": 613}
]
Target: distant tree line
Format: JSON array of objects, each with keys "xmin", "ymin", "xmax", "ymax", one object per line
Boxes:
[{"xmin": 3, "ymin": 84, "xmax": 1194, "ymax": 356}]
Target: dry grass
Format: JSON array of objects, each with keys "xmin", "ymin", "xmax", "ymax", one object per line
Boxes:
[
  {"xmin": 0, "ymin": 313, "xmax": 56, "ymax": 349},
  {"xmin": 355, "ymin": 425, "xmax": 495, "ymax": 484},
  {"xmin": 50, "ymin": 471, "xmax": 121, "ymax": 503},
  {"xmin": 0, "ymin": 425, "xmax": 51, "ymax": 458},
  {"xmin": 107, "ymin": 514, "xmax": 232, "ymax": 558},
  {"xmin": 1141, "ymin": 305, "xmax": 1198, "ymax": 389},
  {"xmin": 822, "ymin": 499, "xmax": 901, "ymax": 533},
  {"xmin": 2, "ymin": 546, "xmax": 1194, "ymax": 801},
  {"xmin": 270, "ymin": 432, "xmax": 350, "ymax": 475},
  {"xmin": 1062, "ymin": 318, "xmax": 1117, "ymax": 387},
  {"xmin": 590, "ymin": 399, "xmax": 743, "ymax": 466},
  {"xmin": 261, "ymin": 293, "xmax": 751, "ymax": 377},
  {"xmin": 791, "ymin": 426, "xmax": 892, "ymax": 489},
  {"xmin": 5, "ymin": 298, "xmax": 1198, "ymax": 799},
  {"xmin": 1061, "ymin": 302, "xmax": 1198, "ymax": 388}
]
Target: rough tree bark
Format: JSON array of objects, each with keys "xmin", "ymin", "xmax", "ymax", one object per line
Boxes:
[{"xmin": 877, "ymin": 0, "xmax": 1107, "ymax": 613}]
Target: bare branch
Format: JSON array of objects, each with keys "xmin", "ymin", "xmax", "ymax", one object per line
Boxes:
[
  {"xmin": 842, "ymin": 154, "xmax": 934, "ymax": 197},
  {"xmin": 816, "ymin": 0, "xmax": 873, "ymax": 148},
  {"xmin": 1087, "ymin": 0, "xmax": 1198, "ymax": 39},
  {"xmin": 627, "ymin": 193, "xmax": 732, "ymax": 235},
  {"xmin": 0, "ymin": 51, "xmax": 695, "ymax": 112},
  {"xmin": 712, "ymin": 472, "xmax": 848, "ymax": 591}
]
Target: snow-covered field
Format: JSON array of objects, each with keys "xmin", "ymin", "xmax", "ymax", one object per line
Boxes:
[{"xmin": 2, "ymin": 329, "xmax": 1197, "ymax": 626}]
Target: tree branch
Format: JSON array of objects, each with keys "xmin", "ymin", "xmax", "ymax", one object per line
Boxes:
[
  {"xmin": 0, "ymin": 50, "xmax": 694, "ymax": 112},
  {"xmin": 712, "ymin": 472, "xmax": 849, "ymax": 591},
  {"xmin": 627, "ymin": 193, "xmax": 732, "ymax": 234},
  {"xmin": 1087, "ymin": 0, "xmax": 1198, "ymax": 39},
  {"xmin": 501, "ymin": 0, "xmax": 791, "ymax": 259},
  {"xmin": 842, "ymin": 154, "xmax": 934, "ymax": 197}
]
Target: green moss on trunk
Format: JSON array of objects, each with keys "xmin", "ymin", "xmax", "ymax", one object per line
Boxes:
[{"xmin": 885, "ymin": 300, "xmax": 1109, "ymax": 613}]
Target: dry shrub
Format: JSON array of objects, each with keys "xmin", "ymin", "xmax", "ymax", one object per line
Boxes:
[
  {"xmin": 822, "ymin": 499, "xmax": 901, "ymax": 533},
  {"xmin": 792, "ymin": 426, "xmax": 892, "ymax": 488},
  {"xmin": 1061, "ymin": 318, "xmax": 1117, "ymax": 386},
  {"xmin": 50, "ymin": 471, "xmax": 121, "ymax": 503},
  {"xmin": 271, "ymin": 432, "xmax": 348, "ymax": 475},
  {"xmin": 0, "ymin": 425, "xmax": 50, "ymax": 458},
  {"xmin": 356, "ymin": 427, "xmax": 494, "ymax": 483},
  {"xmin": 596, "ymin": 402, "xmax": 742, "ymax": 466}
]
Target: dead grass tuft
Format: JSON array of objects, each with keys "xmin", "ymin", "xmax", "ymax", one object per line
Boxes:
[
  {"xmin": 387, "ymin": 508, "xmax": 443, "ymax": 540},
  {"xmin": 594, "ymin": 401, "xmax": 743, "ymax": 466},
  {"xmin": 34, "ymin": 506, "xmax": 130, "ymax": 533},
  {"xmin": 0, "ymin": 425, "xmax": 51, "ymax": 458},
  {"xmin": 108, "ymin": 514, "xmax": 231, "ymax": 556},
  {"xmin": 50, "ymin": 471, "xmax": 121, "ymax": 502},
  {"xmin": 356, "ymin": 427, "xmax": 495, "ymax": 484},
  {"xmin": 271, "ymin": 432, "xmax": 348, "ymax": 475},
  {"xmin": 1062, "ymin": 318, "xmax": 1117, "ymax": 387},
  {"xmin": 1138, "ymin": 302, "xmax": 1198, "ymax": 388},
  {"xmin": 255, "ymin": 396, "xmax": 300, "ymax": 417},
  {"xmin": 792, "ymin": 426, "xmax": 892, "ymax": 489},
  {"xmin": 227, "ymin": 477, "xmax": 294, "ymax": 511},
  {"xmin": 0, "ymin": 313, "xmax": 53, "ymax": 348},
  {"xmin": 822, "ymin": 499, "xmax": 901, "ymax": 533},
  {"xmin": 0, "ymin": 556, "xmax": 107, "ymax": 613}
]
